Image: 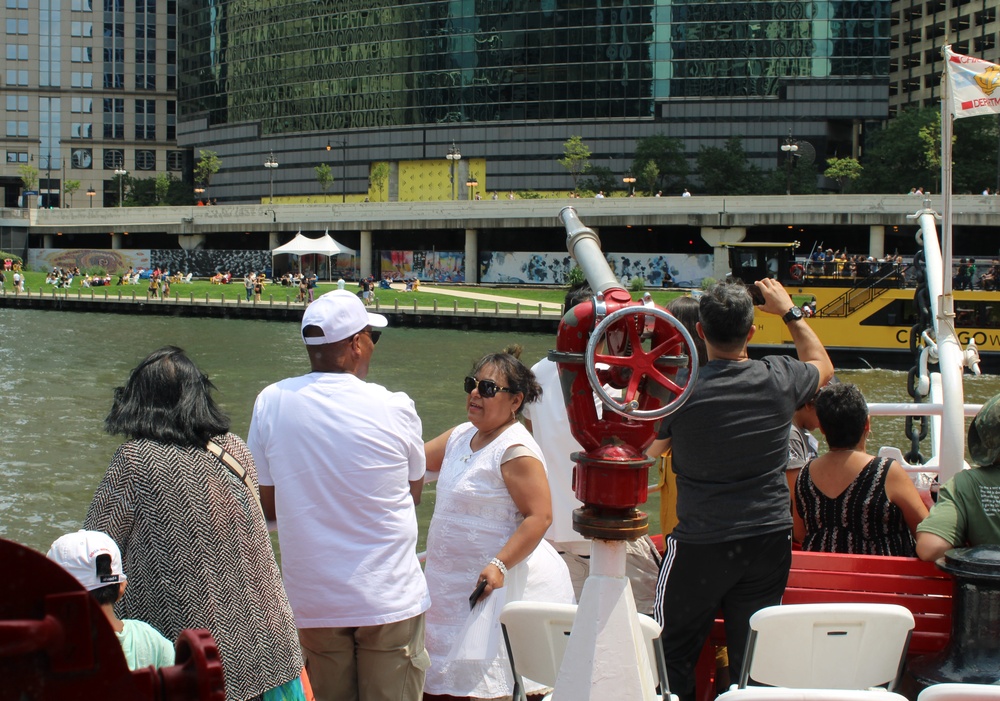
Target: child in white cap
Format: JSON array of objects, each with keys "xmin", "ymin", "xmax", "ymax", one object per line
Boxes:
[{"xmin": 47, "ymin": 529, "xmax": 175, "ymax": 670}]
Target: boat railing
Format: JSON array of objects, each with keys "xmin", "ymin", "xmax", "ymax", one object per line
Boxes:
[{"xmin": 817, "ymin": 269, "xmax": 903, "ymax": 318}]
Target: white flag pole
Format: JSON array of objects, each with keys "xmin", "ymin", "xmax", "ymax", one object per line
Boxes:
[{"xmin": 942, "ymin": 45, "xmax": 955, "ymax": 299}]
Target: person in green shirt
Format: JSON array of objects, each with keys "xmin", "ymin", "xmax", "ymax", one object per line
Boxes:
[
  {"xmin": 916, "ymin": 393, "xmax": 1000, "ymax": 561},
  {"xmin": 47, "ymin": 530, "xmax": 175, "ymax": 670}
]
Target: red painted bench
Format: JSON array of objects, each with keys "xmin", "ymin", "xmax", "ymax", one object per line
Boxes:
[
  {"xmin": 648, "ymin": 538, "xmax": 953, "ymax": 700},
  {"xmin": 695, "ymin": 551, "xmax": 953, "ymax": 700}
]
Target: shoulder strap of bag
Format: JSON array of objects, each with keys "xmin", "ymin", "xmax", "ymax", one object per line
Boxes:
[{"xmin": 206, "ymin": 439, "xmax": 263, "ymax": 515}]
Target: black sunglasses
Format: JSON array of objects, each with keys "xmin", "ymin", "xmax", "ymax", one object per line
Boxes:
[
  {"xmin": 464, "ymin": 376, "xmax": 515, "ymax": 398},
  {"xmin": 363, "ymin": 328, "xmax": 381, "ymax": 345}
]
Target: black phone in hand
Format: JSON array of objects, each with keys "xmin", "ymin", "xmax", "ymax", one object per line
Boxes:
[{"xmin": 469, "ymin": 579, "xmax": 488, "ymax": 610}]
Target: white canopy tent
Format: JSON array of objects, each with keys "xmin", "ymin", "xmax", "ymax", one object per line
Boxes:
[{"xmin": 271, "ymin": 232, "xmax": 352, "ymax": 280}]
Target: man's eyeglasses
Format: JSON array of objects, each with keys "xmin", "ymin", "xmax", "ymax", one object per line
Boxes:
[
  {"xmin": 464, "ymin": 376, "xmax": 515, "ymax": 398},
  {"xmin": 363, "ymin": 329, "xmax": 381, "ymax": 345}
]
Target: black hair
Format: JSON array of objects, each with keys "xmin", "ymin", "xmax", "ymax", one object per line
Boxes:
[
  {"xmin": 471, "ymin": 344, "xmax": 542, "ymax": 414},
  {"xmin": 105, "ymin": 346, "xmax": 230, "ymax": 447},
  {"xmin": 815, "ymin": 382, "xmax": 868, "ymax": 449},
  {"xmin": 667, "ymin": 295, "xmax": 708, "ymax": 367},
  {"xmin": 90, "ymin": 553, "xmax": 121, "ymax": 606},
  {"xmin": 563, "ymin": 282, "xmax": 593, "ymax": 314},
  {"xmin": 698, "ymin": 280, "xmax": 755, "ymax": 352}
]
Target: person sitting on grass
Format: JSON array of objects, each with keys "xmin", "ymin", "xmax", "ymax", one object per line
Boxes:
[{"xmin": 48, "ymin": 529, "xmax": 175, "ymax": 670}]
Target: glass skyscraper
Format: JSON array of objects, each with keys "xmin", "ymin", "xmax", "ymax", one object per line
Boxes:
[{"xmin": 175, "ymin": 1, "xmax": 892, "ymax": 201}]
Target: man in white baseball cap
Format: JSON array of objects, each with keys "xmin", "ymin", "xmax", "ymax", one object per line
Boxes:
[
  {"xmin": 47, "ymin": 530, "xmax": 174, "ymax": 670},
  {"xmin": 248, "ymin": 288, "xmax": 430, "ymax": 701},
  {"xmin": 300, "ymin": 289, "xmax": 387, "ymax": 346}
]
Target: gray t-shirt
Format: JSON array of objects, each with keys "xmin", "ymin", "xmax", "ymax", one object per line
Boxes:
[
  {"xmin": 657, "ymin": 355, "xmax": 819, "ymax": 544},
  {"xmin": 788, "ymin": 422, "xmax": 819, "ymax": 472}
]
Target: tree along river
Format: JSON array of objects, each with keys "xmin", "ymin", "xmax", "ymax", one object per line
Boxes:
[{"xmin": 4, "ymin": 308, "xmax": 1000, "ymax": 555}]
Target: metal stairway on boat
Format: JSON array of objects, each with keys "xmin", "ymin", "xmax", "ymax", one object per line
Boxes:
[{"xmin": 818, "ymin": 268, "xmax": 903, "ymax": 317}]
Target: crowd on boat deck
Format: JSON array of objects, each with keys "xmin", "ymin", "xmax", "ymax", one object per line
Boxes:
[{"xmin": 40, "ymin": 279, "xmax": 1000, "ymax": 701}]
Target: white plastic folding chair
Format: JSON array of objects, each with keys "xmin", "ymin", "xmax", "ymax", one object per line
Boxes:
[
  {"xmin": 918, "ymin": 683, "xmax": 1000, "ymax": 700},
  {"xmin": 738, "ymin": 603, "xmax": 915, "ymax": 692},
  {"xmin": 717, "ymin": 689, "xmax": 910, "ymax": 701},
  {"xmin": 499, "ymin": 600, "xmax": 671, "ymax": 701}
]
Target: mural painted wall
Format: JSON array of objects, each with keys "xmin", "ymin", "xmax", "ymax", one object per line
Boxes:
[
  {"xmin": 380, "ymin": 250, "xmax": 466, "ymax": 282},
  {"xmin": 30, "ymin": 248, "xmax": 152, "ymax": 273},
  {"xmin": 479, "ymin": 251, "xmax": 714, "ymax": 287},
  {"xmin": 30, "ymin": 249, "xmax": 276, "ymax": 278}
]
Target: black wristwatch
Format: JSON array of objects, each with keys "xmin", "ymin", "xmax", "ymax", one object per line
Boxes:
[{"xmin": 782, "ymin": 306, "xmax": 804, "ymax": 323}]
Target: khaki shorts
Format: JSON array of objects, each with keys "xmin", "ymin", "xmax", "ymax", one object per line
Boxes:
[{"xmin": 299, "ymin": 614, "xmax": 429, "ymax": 701}]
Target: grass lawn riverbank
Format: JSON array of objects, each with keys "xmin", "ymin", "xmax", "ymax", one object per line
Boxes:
[{"xmin": 10, "ymin": 271, "xmax": 701, "ymax": 309}]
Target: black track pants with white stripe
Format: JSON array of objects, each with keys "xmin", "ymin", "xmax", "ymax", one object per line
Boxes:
[{"xmin": 653, "ymin": 530, "xmax": 792, "ymax": 701}]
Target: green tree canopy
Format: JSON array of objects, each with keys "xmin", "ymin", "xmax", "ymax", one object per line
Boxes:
[
  {"xmin": 952, "ymin": 116, "xmax": 1000, "ymax": 194},
  {"xmin": 370, "ymin": 162, "xmax": 390, "ymax": 201},
  {"xmin": 18, "ymin": 164, "xmax": 38, "ymax": 192},
  {"xmin": 695, "ymin": 137, "xmax": 762, "ymax": 195},
  {"xmin": 858, "ymin": 108, "xmax": 938, "ymax": 194},
  {"xmin": 578, "ymin": 165, "xmax": 617, "ymax": 195},
  {"xmin": 639, "ymin": 161, "xmax": 660, "ymax": 195},
  {"xmin": 193, "ymin": 149, "xmax": 221, "ymax": 188},
  {"xmin": 315, "ymin": 163, "xmax": 333, "ymax": 193},
  {"xmin": 824, "ymin": 157, "xmax": 864, "ymax": 193},
  {"xmin": 154, "ymin": 173, "xmax": 172, "ymax": 204},
  {"xmin": 632, "ymin": 134, "xmax": 687, "ymax": 192},
  {"xmin": 126, "ymin": 175, "xmax": 193, "ymax": 206},
  {"xmin": 558, "ymin": 135, "xmax": 592, "ymax": 190},
  {"xmin": 63, "ymin": 179, "xmax": 81, "ymax": 207}
]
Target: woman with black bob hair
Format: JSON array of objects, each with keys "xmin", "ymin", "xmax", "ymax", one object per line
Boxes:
[
  {"xmin": 86, "ymin": 346, "xmax": 305, "ymax": 701},
  {"xmin": 793, "ymin": 382, "xmax": 928, "ymax": 556},
  {"xmin": 104, "ymin": 346, "xmax": 230, "ymax": 446}
]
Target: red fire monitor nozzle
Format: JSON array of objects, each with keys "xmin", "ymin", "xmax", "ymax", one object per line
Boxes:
[{"xmin": 554, "ymin": 206, "xmax": 699, "ymax": 540}]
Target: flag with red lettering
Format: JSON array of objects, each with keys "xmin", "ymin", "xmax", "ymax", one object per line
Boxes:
[{"xmin": 945, "ymin": 45, "xmax": 1000, "ymax": 119}]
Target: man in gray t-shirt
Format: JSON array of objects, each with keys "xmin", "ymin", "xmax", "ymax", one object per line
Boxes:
[{"xmin": 653, "ymin": 279, "xmax": 832, "ymax": 701}]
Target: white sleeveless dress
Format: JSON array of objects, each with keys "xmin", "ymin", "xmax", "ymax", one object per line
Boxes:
[{"xmin": 424, "ymin": 422, "xmax": 575, "ymax": 698}]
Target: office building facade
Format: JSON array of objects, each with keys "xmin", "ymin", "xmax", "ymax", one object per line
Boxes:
[
  {"xmin": 890, "ymin": 0, "xmax": 1000, "ymax": 115},
  {"xmin": 1, "ymin": 0, "xmax": 183, "ymax": 209},
  {"xmin": 176, "ymin": 0, "xmax": 892, "ymax": 202}
]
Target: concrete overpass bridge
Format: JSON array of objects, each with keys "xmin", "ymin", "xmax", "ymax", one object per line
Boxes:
[{"xmin": 3, "ymin": 194, "xmax": 999, "ymax": 281}]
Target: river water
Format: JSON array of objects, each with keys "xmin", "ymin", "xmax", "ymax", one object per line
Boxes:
[{"xmin": 4, "ymin": 308, "xmax": 1000, "ymax": 554}]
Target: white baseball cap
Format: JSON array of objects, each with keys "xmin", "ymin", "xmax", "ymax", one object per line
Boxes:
[
  {"xmin": 301, "ymin": 289, "xmax": 387, "ymax": 346},
  {"xmin": 46, "ymin": 530, "xmax": 126, "ymax": 591}
]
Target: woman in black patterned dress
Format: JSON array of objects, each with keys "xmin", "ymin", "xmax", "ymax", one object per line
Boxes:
[
  {"xmin": 85, "ymin": 347, "xmax": 303, "ymax": 701},
  {"xmin": 793, "ymin": 383, "xmax": 928, "ymax": 556}
]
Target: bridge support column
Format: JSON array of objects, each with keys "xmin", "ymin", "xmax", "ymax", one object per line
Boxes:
[
  {"xmin": 111, "ymin": 233, "xmax": 123, "ymax": 249},
  {"xmin": 268, "ymin": 232, "xmax": 282, "ymax": 250},
  {"xmin": 700, "ymin": 227, "xmax": 747, "ymax": 282},
  {"xmin": 43, "ymin": 234, "xmax": 55, "ymax": 248},
  {"xmin": 360, "ymin": 230, "xmax": 372, "ymax": 280},
  {"xmin": 869, "ymin": 225, "xmax": 885, "ymax": 260},
  {"xmin": 178, "ymin": 235, "xmax": 206, "ymax": 250},
  {"xmin": 464, "ymin": 229, "xmax": 478, "ymax": 283}
]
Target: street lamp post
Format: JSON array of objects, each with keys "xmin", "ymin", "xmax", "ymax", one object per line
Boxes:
[
  {"xmin": 44, "ymin": 153, "xmax": 53, "ymax": 209},
  {"xmin": 325, "ymin": 140, "xmax": 347, "ymax": 203},
  {"xmin": 780, "ymin": 130, "xmax": 799, "ymax": 196},
  {"xmin": 465, "ymin": 176, "xmax": 478, "ymax": 200},
  {"xmin": 446, "ymin": 142, "xmax": 461, "ymax": 200},
  {"xmin": 264, "ymin": 152, "xmax": 278, "ymax": 204},
  {"xmin": 194, "ymin": 185, "xmax": 205, "ymax": 204},
  {"xmin": 114, "ymin": 166, "xmax": 128, "ymax": 208},
  {"xmin": 86, "ymin": 187, "xmax": 96, "ymax": 208},
  {"xmin": 622, "ymin": 172, "xmax": 637, "ymax": 196}
]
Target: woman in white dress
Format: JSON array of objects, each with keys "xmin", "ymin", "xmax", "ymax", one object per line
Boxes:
[{"xmin": 423, "ymin": 346, "xmax": 574, "ymax": 700}]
